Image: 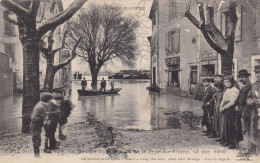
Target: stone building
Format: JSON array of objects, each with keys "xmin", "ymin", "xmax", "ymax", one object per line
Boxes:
[
  {"xmin": 149, "ymin": 0, "xmax": 260, "ymax": 95},
  {"xmin": 0, "ymin": 0, "xmax": 72, "ymax": 94},
  {"xmin": 0, "ymin": 52, "xmax": 12, "ymax": 98},
  {"xmin": 0, "ymin": 5, "xmax": 22, "ymax": 93},
  {"xmin": 149, "ymin": 0, "xmax": 200, "ymax": 95}
]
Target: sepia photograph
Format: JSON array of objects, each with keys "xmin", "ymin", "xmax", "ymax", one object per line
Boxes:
[{"xmin": 0, "ymin": 0, "xmax": 259, "ymax": 162}]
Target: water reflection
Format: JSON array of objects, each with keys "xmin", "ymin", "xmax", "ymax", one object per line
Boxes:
[
  {"xmin": 71, "ymin": 80, "xmax": 202, "ymax": 131},
  {"xmin": 0, "ymin": 95, "xmax": 22, "ymax": 133},
  {"xmin": 0, "ymin": 80, "xmax": 203, "ymax": 133}
]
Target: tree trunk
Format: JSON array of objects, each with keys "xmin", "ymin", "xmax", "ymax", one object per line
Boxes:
[
  {"xmin": 221, "ymin": 51, "xmax": 233, "ymax": 76},
  {"xmin": 91, "ymin": 71, "xmax": 98, "ymax": 90},
  {"xmin": 43, "ymin": 60, "xmax": 56, "ymax": 93},
  {"xmin": 90, "ymin": 64, "xmax": 102, "ymax": 90},
  {"xmin": 21, "ymin": 28, "xmax": 40, "ymax": 133}
]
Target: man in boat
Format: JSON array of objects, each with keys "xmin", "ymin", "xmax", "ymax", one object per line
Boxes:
[
  {"xmin": 81, "ymin": 77, "xmax": 87, "ymax": 91},
  {"xmin": 100, "ymin": 78, "xmax": 106, "ymax": 92}
]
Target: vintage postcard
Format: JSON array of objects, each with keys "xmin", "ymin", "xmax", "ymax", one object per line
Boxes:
[{"xmin": 0, "ymin": 0, "xmax": 260, "ymax": 162}]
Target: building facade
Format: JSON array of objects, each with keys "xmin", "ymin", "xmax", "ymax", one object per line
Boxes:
[
  {"xmin": 149, "ymin": 0, "xmax": 260, "ymax": 95},
  {"xmin": 0, "ymin": 0, "xmax": 72, "ymax": 94},
  {"xmin": 0, "ymin": 52, "xmax": 12, "ymax": 98},
  {"xmin": 0, "ymin": 5, "xmax": 22, "ymax": 93}
]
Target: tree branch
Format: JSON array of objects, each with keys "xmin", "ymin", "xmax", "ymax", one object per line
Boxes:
[
  {"xmin": 1, "ymin": 0, "xmax": 29, "ymax": 16},
  {"xmin": 40, "ymin": 39, "xmax": 50, "ymax": 58},
  {"xmin": 47, "ymin": 29, "xmax": 55, "ymax": 51},
  {"xmin": 37, "ymin": 0, "xmax": 88, "ymax": 37},
  {"xmin": 201, "ymin": 27, "xmax": 228, "ymax": 55},
  {"xmin": 226, "ymin": 2, "xmax": 238, "ymax": 41},
  {"xmin": 3, "ymin": 10, "xmax": 18, "ymax": 25},
  {"xmin": 204, "ymin": 7, "xmax": 228, "ymax": 50},
  {"xmin": 54, "ymin": 36, "xmax": 82, "ymax": 70},
  {"xmin": 53, "ymin": 30, "xmax": 68, "ymax": 53},
  {"xmin": 198, "ymin": 4, "xmax": 205, "ymax": 25},
  {"xmin": 28, "ymin": 0, "xmax": 41, "ymax": 18},
  {"xmin": 206, "ymin": 6, "xmax": 214, "ymax": 23},
  {"xmin": 185, "ymin": 11, "xmax": 202, "ymax": 29}
]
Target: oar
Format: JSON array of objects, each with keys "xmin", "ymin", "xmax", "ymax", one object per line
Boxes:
[{"xmin": 74, "ymin": 82, "xmax": 103, "ymax": 95}]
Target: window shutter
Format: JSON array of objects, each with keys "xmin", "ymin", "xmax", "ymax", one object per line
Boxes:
[
  {"xmin": 169, "ymin": 0, "xmax": 173, "ymax": 20},
  {"xmin": 235, "ymin": 5, "xmax": 242, "ymax": 41},
  {"xmin": 173, "ymin": 29, "xmax": 180, "ymax": 53},
  {"xmin": 165, "ymin": 32, "xmax": 169, "ymax": 54}
]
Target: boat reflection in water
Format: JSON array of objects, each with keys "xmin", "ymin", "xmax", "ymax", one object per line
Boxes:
[{"xmin": 70, "ymin": 79, "xmax": 202, "ymax": 131}]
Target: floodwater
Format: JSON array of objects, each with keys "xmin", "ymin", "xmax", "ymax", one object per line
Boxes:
[
  {"xmin": 70, "ymin": 80, "xmax": 202, "ymax": 130},
  {"xmin": 0, "ymin": 80, "xmax": 203, "ymax": 134}
]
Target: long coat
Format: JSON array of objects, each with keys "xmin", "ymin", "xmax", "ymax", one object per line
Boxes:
[
  {"xmin": 246, "ymin": 81, "xmax": 260, "ymax": 151},
  {"xmin": 201, "ymin": 85, "xmax": 216, "ymax": 127},
  {"xmin": 235, "ymin": 81, "xmax": 252, "ymax": 117},
  {"xmin": 44, "ymin": 101, "xmax": 60, "ymax": 139},
  {"xmin": 234, "ymin": 81, "xmax": 251, "ymax": 142}
]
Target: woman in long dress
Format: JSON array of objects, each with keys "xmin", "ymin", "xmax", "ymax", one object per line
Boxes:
[
  {"xmin": 212, "ymin": 83, "xmax": 225, "ymax": 138},
  {"xmin": 220, "ymin": 75, "xmax": 240, "ymax": 149}
]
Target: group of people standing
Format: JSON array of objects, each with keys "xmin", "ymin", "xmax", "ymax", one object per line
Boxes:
[
  {"xmin": 201, "ymin": 67, "xmax": 260, "ymax": 153},
  {"xmin": 30, "ymin": 92, "xmax": 73, "ymax": 157}
]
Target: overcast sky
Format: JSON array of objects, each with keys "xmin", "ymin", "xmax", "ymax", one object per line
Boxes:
[{"xmin": 62, "ymin": 0, "xmax": 153, "ymax": 73}]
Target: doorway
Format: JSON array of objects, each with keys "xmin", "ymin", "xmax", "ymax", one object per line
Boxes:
[{"xmin": 171, "ymin": 71, "xmax": 179, "ymax": 87}]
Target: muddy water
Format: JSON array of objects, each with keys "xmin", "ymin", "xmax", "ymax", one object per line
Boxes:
[
  {"xmin": 70, "ymin": 80, "xmax": 203, "ymax": 131},
  {"xmin": 0, "ymin": 80, "xmax": 203, "ymax": 133}
]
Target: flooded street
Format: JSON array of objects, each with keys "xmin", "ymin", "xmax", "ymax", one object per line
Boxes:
[
  {"xmin": 0, "ymin": 80, "xmax": 241, "ymax": 160},
  {"xmin": 0, "ymin": 80, "xmax": 202, "ymax": 133}
]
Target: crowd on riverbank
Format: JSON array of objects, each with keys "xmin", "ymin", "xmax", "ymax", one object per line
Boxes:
[{"xmin": 196, "ymin": 68, "xmax": 260, "ymax": 154}]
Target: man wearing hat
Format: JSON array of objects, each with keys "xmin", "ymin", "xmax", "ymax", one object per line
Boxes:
[
  {"xmin": 246, "ymin": 65, "xmax": 260, "ymax": 154},
  {"xmin": 235, "ymin": 69, "xmax": 252, "ymax": 147},
  {"xmin": 44, "ymin": 93, "xmax": 63, "ymax": 151},
  {"xmin": 201, "ymin": 77, "xmax": 216, "ymax": 135}
]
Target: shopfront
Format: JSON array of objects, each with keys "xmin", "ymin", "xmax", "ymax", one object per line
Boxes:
[
  {"xmin": 200, "ymin": 51, "xmax": 218, "ymax": 80},
  {"xmin": 165, "ymin": 56, "xmax": 180, "ymax": 87}
]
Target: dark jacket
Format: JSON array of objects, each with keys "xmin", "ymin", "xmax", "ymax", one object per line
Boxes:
[
  {"xmin": 31, "ymin": 101, "xmax": 49, "ymax": 124},
  {"xmin": 195, "ymin": 82, "xmax": 204, "ymax": 101},
  {"xmin": 235, "ymin": 81, "xmax": 252, "ymax": 116},
  {"xmin": 101, "ymin": 80, "xmax": 106, "ymax": 87},
  {"xmin": 202, "ymin": 85, "xmax": 216, "ymax": 107},
  {"xmin": 44, "ymin": 101, "xmax": 60, "ymax": 133},
  {"xmin": 81, "ymin": 80, "xmax": 87, "ymax": 86}
]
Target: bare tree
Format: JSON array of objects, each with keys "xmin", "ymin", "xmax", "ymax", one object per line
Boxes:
[
  {"xmin": 1, "ymin": 0, "xmax": 88, "ymax": 133},
  {"xmin": 184, "ymin": 0, "xmax": 238, "ymax": 75},
  {"xmin": 67, "ymin": 4, "xmax": 140, "ymax": 89},
  {"xmin": 40, "ymin": 27, "xmax": 82, "ymax": 93}
]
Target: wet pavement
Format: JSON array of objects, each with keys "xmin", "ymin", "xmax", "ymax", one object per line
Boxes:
[{"xmin": 0, "ymin": 80, "xmax": 202, "ymax": 134}]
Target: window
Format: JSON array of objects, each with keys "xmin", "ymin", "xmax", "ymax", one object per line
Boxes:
[
  {"xmin": 220, "ymin": 12, "xmax": 228, "ymax": 37},
  {"xmin": 201, "ymin": 64, "xmax": 215, "ymax": 77},
  {"xmin": 219, "ymin": 5, "xmax": 242, "ymax": 41},
  {"xmin": 169, "ymin": 0, "xmax": 177, "ymax": 20},
  {"xmin": 190, "ymin": 66, "xmax": 198, "ymax": 84},
  {"xmin": 4, "ymin": 44, "xmax": 15, "ymax": 61},
  {"xmin": 4, "ymin": 21, "xmax": 15, "ymax": 36},
  {"xmin": 167, "ymin": 29, "xmax": 180, "ymax": 53},
  {"xmin": 251, "ymin": 56, "xmax": 260, "ymax": 83}
]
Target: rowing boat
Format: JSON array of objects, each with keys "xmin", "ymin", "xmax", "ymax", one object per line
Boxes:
[{"xmin": 77, "ymin": 88, "xmax": 122, "ymax": 96}]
